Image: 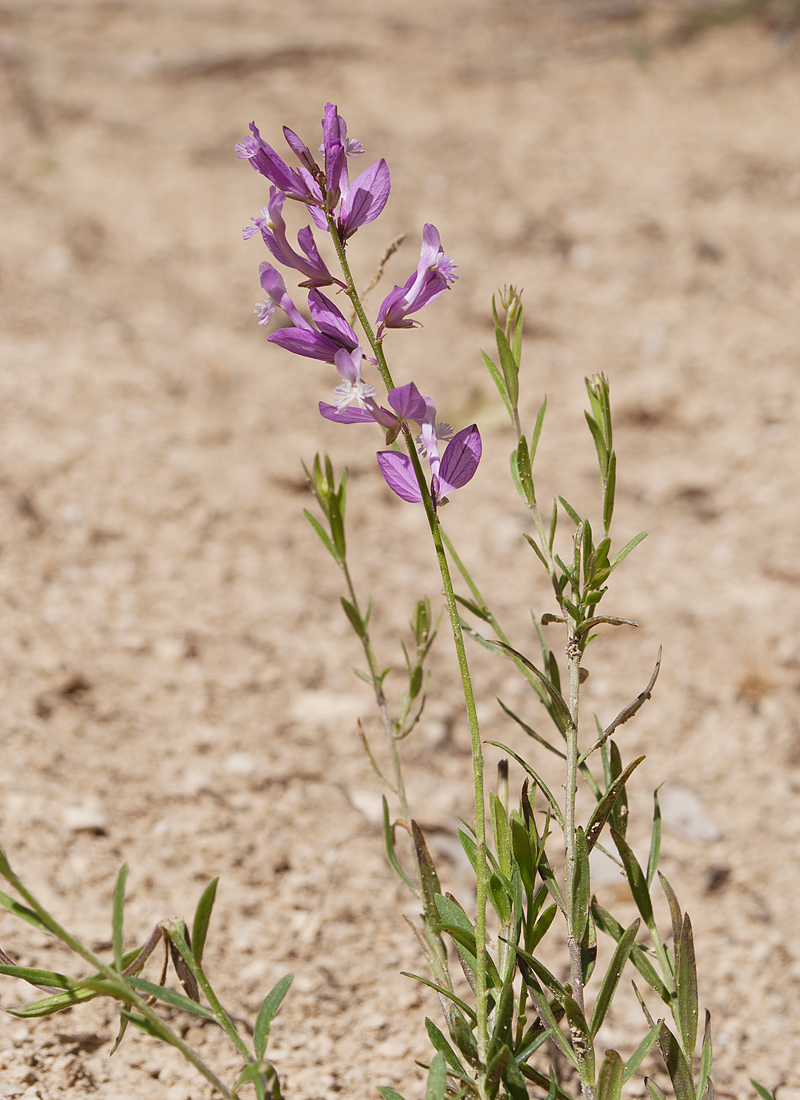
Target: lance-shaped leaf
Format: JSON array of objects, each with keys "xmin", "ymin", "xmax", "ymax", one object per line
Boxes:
[
  {"xmin": 112, "ymin": 863, "xmax": 128, "ymax": 972},
  {"xmin": 647, "ymin": 787, "xmax": 663, "ymax": 887},
  {"xmin": 596, "ymin": 1050, "xmax": 624, "ymax": 1100},
  {"xmin": 127, "ymin": 977, "xmax": 216, "ymax": 1020},
  {"xmin": 675, "ymin": 913, "xmax": 699, "ymax": 1057},
  {"xmin": 590, "ymin": 918, "xmax": 640, "ymax": 1037},
  {"xmin": 525, "ymin": 975, "xmax": 578, "ymax": 1069},
  {"xmin": 592, "ymin": 900, "xmax": 670, "ymax": 1003},
  {"xmin": 489, "ymin": 642, "xmax": 572, "ymax": 732},
  {"xmin": 192, "ymin": 878, "xmax": 219, "ymax": 966},
  {"xmin": 413, "ymin": 821, "xmax": 443, "ymax": 934},
  {"xmin": 611, "ymin": 829, "xmax": 654, "ymax": 929},
  {"xmin": 254, "ymin": 974, "xmax": 294, "ymax": 1060},
  {"xmin": 623, "ymin": 1021, "xmax": 661, "ymax": 1083},
  {"xmin": 586, "ymin": 758, "xmax": 646, "ymax": 852},
  {"xmin": 426, "ymin": 1051, "xmax": 447, "ymax": 1100},
  {"xmin": 645, "ymin": 1079, "xmax": 668, "ymax": 1100},
  {"xmin": 659, "ymin": 872, "xmax": 684, "ymax": 950},
  {"xmin": 435, "ymin": 894, "xmax": 477, "ymax": 985},
  {"xmin": 498, "ymin": 698, "xmax": 566, "ymax": 760},
  {"xmin": 657, "ymin": 1021, "xmax": 696, "ymax": 1100},
  {"xmin": 0, "ymin": 890, "xmax": 51, "ymax": 935},
  {"xmin": 403, "ymin": 972, "xmax": 477, "ymax": 1024},
  {"xmin": 696, "ymin": 1011, "xmax": 712, "ymax": 1100},
  {"xmin": 383, "ymin": 798, "xmax": 416, "ymax": 893},
  {"xmin": 485, "ymin": 741, "xmax": 564, "ymax": 829},
  {"xmin": 424, "ymin": 1018, "xmax": 471, "ymax": 1078},
  {"xmin": 572, "ymin": 826, "xmax": 591, "ymax": 945}
]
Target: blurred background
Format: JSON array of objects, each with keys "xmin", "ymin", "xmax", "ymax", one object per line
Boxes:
[{"xmin": 1, "ymin": 2, "xmax": 800, "ymax": 1097}]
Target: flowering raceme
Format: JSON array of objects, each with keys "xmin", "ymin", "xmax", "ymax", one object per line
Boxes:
[{"xmin": 239, "ymin": 103, "xmax": 480, "ymax": 507}]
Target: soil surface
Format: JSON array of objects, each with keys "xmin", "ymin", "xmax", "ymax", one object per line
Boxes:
[{"xmin": 1, "ymin": 2, "xmax": 800, "ymax": 1098}]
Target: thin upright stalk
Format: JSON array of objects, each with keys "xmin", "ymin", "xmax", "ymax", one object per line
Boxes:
[
  {"xmin": 326, "ymin": 222, "xmax": 490, "ymax": 1097},
  {"xmin": 340, "ymin": 557, "xmax": 411, "ymax": 824}
]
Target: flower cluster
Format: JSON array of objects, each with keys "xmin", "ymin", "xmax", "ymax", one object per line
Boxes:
[{"xmin": 238, "ymin": 103, "xmax": 479, "ymax": 508}]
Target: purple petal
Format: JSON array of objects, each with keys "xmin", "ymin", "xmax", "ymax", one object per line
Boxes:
[
  {"xmin": 437, "ymin": 425, "xmax": 482, "ymax": 495},
  {"xmin": 388, "ymin": 382, "xmax": 427, "ymax": 422},
  {"xmin": 338, "ymin": 159, "xmax": 391, "ymax": 238},
  {"xmin": 319, "ymin": 402, "xmax": 374, "ymax": 423},
  {"xmin": 376, "ymin": 452, "xmax": 424, "ymax": 504},
  {"xmin": 282, "ymin": 126, "xmax": 319, "ymax": 173},
  {"xmin": 308, "ymin": 290, "xmax": 359, "ymax": 348},
  {"xmin": 268, "ymin": 327, "xmax": 339, "ymax": 362}
]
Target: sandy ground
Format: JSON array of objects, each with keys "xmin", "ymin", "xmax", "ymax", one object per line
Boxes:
[{"xmin": 1, "ymin": 2, "xmax": 800, "ymax": 1098}]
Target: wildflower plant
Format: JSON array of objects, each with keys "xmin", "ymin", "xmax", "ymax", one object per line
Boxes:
[{"xmin": 0, "ymin": 101, "xmax": 774, "ymax": 1100}]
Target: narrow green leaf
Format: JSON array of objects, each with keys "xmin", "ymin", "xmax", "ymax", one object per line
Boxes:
[
  {"xmin": 402, "ymin": 973, "xmax": 477, "ymax": 1024},
  {"xmin": 119, "ymin": 1009, "xmax": 176, "ymax": 1045},
  {"xmin": 592, "ymin": 900, "xmax": 670, "ymax": 1003},
  {"xmin": 572, "ymin": 827, "xmax": 591, "ymax": 945},
  {"xmin": 589, "ymin": 918, "xmax": 640, "ymax": 1036},
  {"xmin": 340, "ymin": 597, "xmax": 365, "ymax": 639},
  {"xmin": 549, "ymin": 498, "xmax": 558, "ymax": 550},
  {"xmin": 530, "ymin": 395, "xmax": 548, "ymax": 465},
  {"xmin": 751, "ymin": 1082, "xmax": 774, "ymax": 1100},
  {"xmin": 603, "ymin": 450, "xmax": 616, "ymax": 532},
  {"xmin": 559, "ymin": 496, "xmax": 581, "ymax": 525},
  {"xmin": 379, "ymin": 1089, "xmax": 407, "ymax": 1100},
  {"xmin": 596, "ymin": 1050, "xmax": 624, "ymax": 1100},
  {"xmin": 645, "ymin": 1079, "xmax": 667, "ymax": 1100},
  {"xmin": 658, "ymin": 1021, "xmax": 696, "ymax": 1100},
  {"xmin": 495, "ymin": 327, "xmax": 519, "ymax": 407},
  {"xmin": 302, "ymin": 510, "xmax": 336, "ymax": 560},
  {"xmin": 523, "ymin": 531, "xmax": 550, "ymax": 571},
  {"xmin": 484, "ymin": 741, "xmax": 564, "ymax": 829},
  {"xmin": 0, "ymin": 964, "xmax": 74, "ymax": 989},
  {"xmin": 659, "ymin": 872, "xmax": 683, "ymax": 950},
  {"xmin": 112, "ymin": 863, "xmax": 128, "ymax": 971},
  {"xmin": 490, "ymin": 792, "xmax": 511, "ymax": 877},
  {"xmin": 426, "ymin": 1050, "xmax": 447, "ymax": 1100},
  {"xmin": 453, "ymin": 592, "xmax": 493, "ymax": 623},
  {"xmin": 487, "ymin": 643, "xmax": 572, "ymax": 729},
  {"xmin": 435, "ymin": 894, "xmax": 477, "ymax": 978},
  {"xmin": 413, "ymin": 821, "xmax": 443, "ymax": 933},
  {"xmin": 457, "ymin": 828, "xmax": 478, "ymax": 874},
  {"xmin": 127, "ymin": 977, "xmax": 216, "ymax": 1020},
  {"xmin": 676, "ymin": 913, "xmax": 699, "ymax": 1057},
  {"xmin": 696, "ymin": 1011, "xmax": 712, "ymax": 1100},
  {"xmin": 525, "ymin": 979, "xmax": 578, "ymax": 1068},
  {"xmin": 481, "ymin": 348, "xmax": 512, "ymax": 415},
  {"xmin": 254, "ymin": 974, "xmax": 294, "ymax": 1060},
  {"xmin": 585, "ymin": 756, "xmax": 646, "ymax": 852},
  {"xmin": 0, "ymin": 890, "xmax": 52, "ymax": 935},
  {"xmin": 424, "ymin": 1018, "xmax": 468, "ymax": 1075},
  {"xmin": 611, "ymin": 830, "xmax": 654, "ymax": 928},
  {"xmin": 191, "ymin": 878, "xmax": 219, "ymax": 966},
  {"xmin": 513, "ymin": 940, "xmax": 567, "ymax": 1001},
  {"xmin": 646, "ymin": 787, "xmax": 663, "ymax": 887},
  {"xmin": 609, "ymin": 742, "xmax": 629, "ymax": 838},
  {"xmin": 609, "ymin": 531, "xmax": 647, "ymax": 572},
  {"xmin": 584, "ymin": 412, "xmax": 608, "ymax": 476},
  {"xmin": 382, "ymin": 797, "xmax": 416, "ymax": 892},
  {"xmin": 109, "ymin": 1014, "xmax": 130, "ymax": 1056},
  {"xmin": 623, "ymin": 1021, "xmax": 661, "ymax": 1083}
]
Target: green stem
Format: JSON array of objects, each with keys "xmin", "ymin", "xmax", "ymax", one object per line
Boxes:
[
  {"xmin": 0, "ymin": 852, "xmax": 234, "ymax": 1099},
  {"xmin": 340, "ymin": 557, "xmax": 411, "ymax": 824},
  {"xmin": 328, "ymin": 227, "xmax": 489, "ymax": 1099},
  {"xmin": 325, "ymin": 213, "xmax": 395, "ymax": 391}
]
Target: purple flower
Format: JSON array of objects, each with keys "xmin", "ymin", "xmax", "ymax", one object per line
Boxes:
[
  {"xmin": 320, "ymin": 381, "xmax": 427, "ymax": 439},
  {"xmin": 378, "ymin": 422, "xmax": 481, "ymax": 508},
  {"xmin": 236, "ymin": 123, "xmax": 320, "ymax": 205},
  {"xmin": 244, "ymin": 188, "xmax": 342, "ymax": 289},
  {"xmin": 377, "ymin": 224, "xmax": 458, "ymax": 334},
  {"xmin": 257, "ymin": 263, "xmax": 360, "ymax": 363},
  {"xmin": 376, "ymin": 396, "xmax": 480, "ymax": 508},
  {"xmin": 238, "ymin": 106, "xmax": 388, "ymax": 242}
]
